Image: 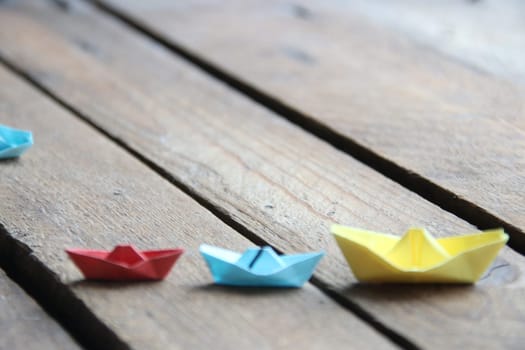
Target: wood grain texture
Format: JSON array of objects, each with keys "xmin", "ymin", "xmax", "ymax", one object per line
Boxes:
[
  {"xmin": 0, "ymin": 68, "xmax": 393, "ymax": 349},
  {"xmin": 0, "ymin": 269, "xmax": 79, "ymax": 350},
  {"xmin": 100, "ymin": 0, "xmax": 525, "ymax": 245},
  {"xmin": 0, "ymin": 0, "xmax": 524, "ymax": 348},
  {"xmin": 341, "ymin": 0, "xmax": 525, "ymax": 84}
]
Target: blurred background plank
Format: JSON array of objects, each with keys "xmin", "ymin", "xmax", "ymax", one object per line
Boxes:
[{"xmin": 339, "ymin": 0, "xmax": 525, "ymax": 84}]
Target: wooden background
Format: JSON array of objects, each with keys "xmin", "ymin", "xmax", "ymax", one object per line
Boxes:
[{"xmin": 0, "ymin": 0, "xmax": 524, "ymax": 349}]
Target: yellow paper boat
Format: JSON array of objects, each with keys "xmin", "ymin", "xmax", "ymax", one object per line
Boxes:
[{"xmin": 331, "ymin": 225, "xmax": 508, "ymax": 283}]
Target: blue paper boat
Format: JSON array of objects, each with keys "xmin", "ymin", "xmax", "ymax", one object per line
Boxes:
[
  {"xmin": 0, "ymin": 124, "xmax": 33, "ymax": 159},
  {"xmin": 199, "ymin": 244, "xmax": 324, "ymax": 287}
]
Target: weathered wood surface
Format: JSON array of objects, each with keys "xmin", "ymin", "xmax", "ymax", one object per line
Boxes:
[
  {"xmin": 344, "ymin": 0, "xmax": 525, "ymax": 84},
  {"xmin": 1, "ymin": 1, "xmax": 524, "ymax": 348},
  {"xmin": 0, "ymin": 269, "xmax": 79, "ymax": 350},
  {"xmin": 0, "ymin": 66, "xmax": 394, "ymax": 349},
  {"xmin": 99, "ymin": 0, "xmax": 525, "ymax": 246}
]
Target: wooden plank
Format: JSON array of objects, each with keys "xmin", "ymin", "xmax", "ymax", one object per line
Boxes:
[
  {"xmin": 0, "ymin": 269, "xmax": 80, "ymax": 350},
  {"xmin": 98, "ymin": 0, "xmax": 525, "ymax": 248},
  {"xmin": 0, "ymin": 68, "xmax": 393, "ymax": 349},
  {"xmin": 340, "ymin": 0, "xmax": 525, "ymax": 84},
  {"xmin": 0, "ymin": 0, "xmax": 524, "ymax": 348}
]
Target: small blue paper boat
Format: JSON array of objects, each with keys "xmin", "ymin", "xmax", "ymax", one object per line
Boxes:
[
  {"xmin": 199, "ymin": 244, "xmax": 324, "ymax": 287},
  {"xmin": 0, "ymin": 124, "xmax": 33, "ymax": 159}
]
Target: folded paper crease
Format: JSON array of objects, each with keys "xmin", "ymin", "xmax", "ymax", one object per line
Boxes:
[
  {"xmin": 200, "ymin": 244, "xmax": 324, "ymax": 287},
  {"xmin": 0, "ymin": 124, "xmax": 33, "ymax": 159},
  {"xmin": 66, "ymin": 245, "xmax": 184, "ymax": 280},
  {"xmin": 331, "ymin": 225, "xmax": 508, "ymax": 283}
]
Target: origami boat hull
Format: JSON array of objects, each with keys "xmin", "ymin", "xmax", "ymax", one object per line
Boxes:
[
  {"xmin": 0, "ymin": 124, "xmax": 33, "ymax": 159},
  {"xmin": 67, "ymin": 246, "xmax": 184, "ymax": 281},
  {"xmin": 200, "ymin": 245, "xmax": 324, "ymax": 287},
  {"xmin": 332, "ymin": 226, "xmax": 508, "ymax": 283}
]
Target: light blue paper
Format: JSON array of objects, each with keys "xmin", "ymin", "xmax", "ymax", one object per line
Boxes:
[
  {"xmin": 199, "ymin": 244, "xmax": 324, "ymax": 287},
  {"xmin": 0, "ymin": 124, "xmax": 33, "ymax": 159}
]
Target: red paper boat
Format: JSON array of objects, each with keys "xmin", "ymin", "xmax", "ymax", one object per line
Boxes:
[{"xmin": 66, "ymin": 245, "xmax": 184, "ymax": 280}]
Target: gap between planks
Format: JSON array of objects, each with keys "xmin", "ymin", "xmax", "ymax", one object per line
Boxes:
[
  {"xmin": 0, "ymin": 225, "xmax": 129, "ymax": 349},
  {"xmin": 0, "ymin": 262, "xmax": 80, "ymax": 350},
  {"xmin": 0, "ymin": 56, "xmax": 419, "ymax": 350},
  {"xmin": 90, "ymin": 0, "xmax": 525, "ymax": 254}
]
